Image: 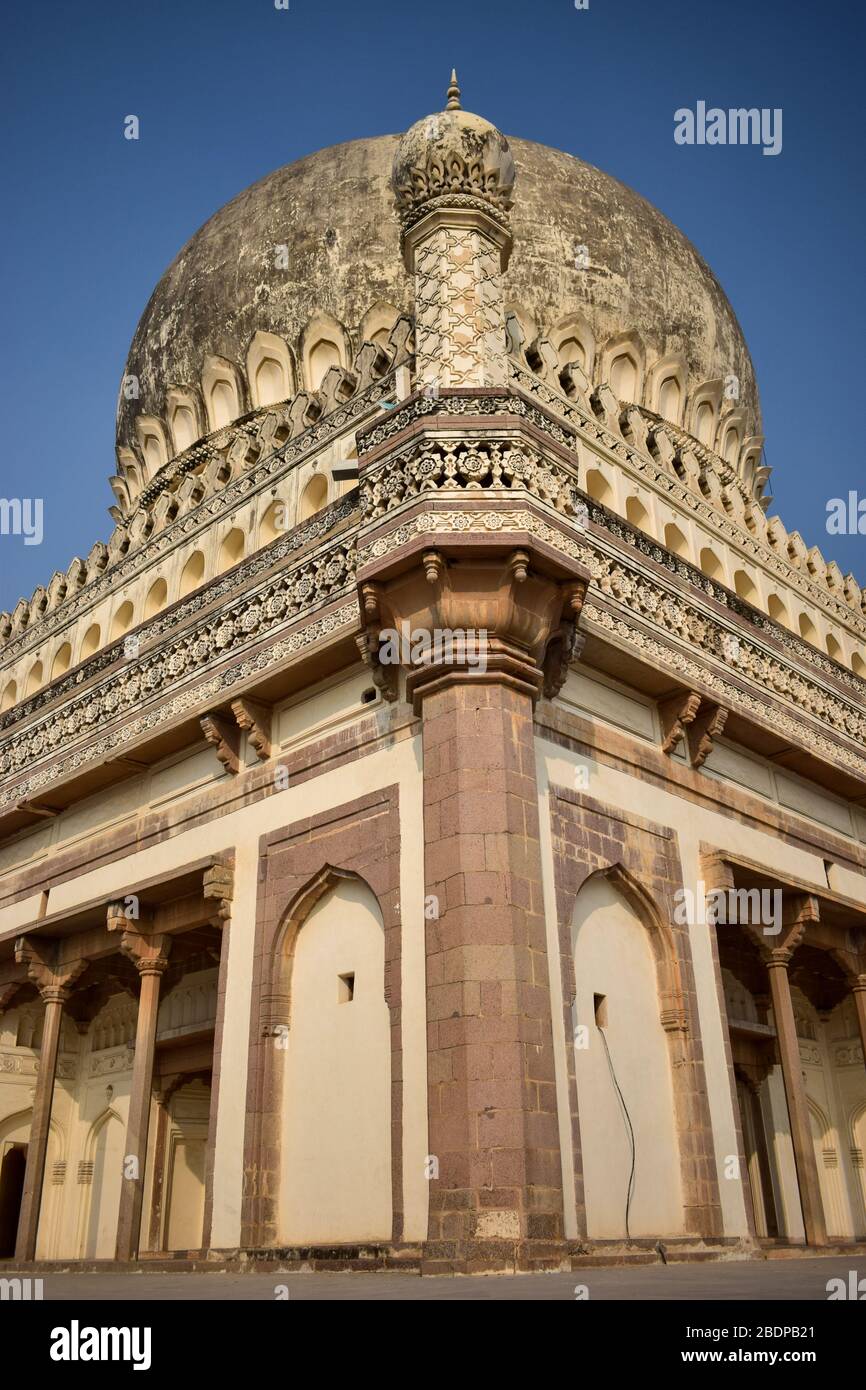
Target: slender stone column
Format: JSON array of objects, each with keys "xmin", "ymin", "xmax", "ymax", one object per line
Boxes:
[
  {"xmin": 13, "ymin": 938, "xmax": 86, "ymax": 1260},
  {"xmin": 15, "ymin": 990, "xmax": 64, "ymax": 1260},
  {"xmin": 765, "ymin": 947, "xmax": 827, "ymax": 1246},
  {"xmin": 851, "ymin": 976, "xmax": 866, "ymax": 1077},
  {"xmin": 108, "ymin": 913, "xmax": 171, "ymax": 1262}
]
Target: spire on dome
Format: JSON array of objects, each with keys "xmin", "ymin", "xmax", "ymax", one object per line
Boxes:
[{"xmin": 446, "ymin": 69, "xmax": 462, "ymax": 111}]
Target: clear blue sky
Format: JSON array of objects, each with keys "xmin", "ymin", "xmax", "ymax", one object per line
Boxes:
[{"xmin": 1, "ymin": 0, "xmax": 864, "ymax": 611}]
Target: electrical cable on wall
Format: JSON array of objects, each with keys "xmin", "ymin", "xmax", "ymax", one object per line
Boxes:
[{"xmin": 598, "ymin": 1020, "xmax": 636, "ymax": 1242}]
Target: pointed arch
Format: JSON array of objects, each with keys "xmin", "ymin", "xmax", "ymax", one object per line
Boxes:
[
  {"xmin": 243, "ymin": 795, "xmax": 406, "ymax": 1251},
  {"xmin": 590, "ymin": 861, "xmax": 685, "ymax": 1027},
  {"xmin": 78, "ymin": 1105, "xmax": 125, "ymax": 1259},
  {"xmin": 271, "ymin": 863, "xmax": 385, "ymax": 1019}
]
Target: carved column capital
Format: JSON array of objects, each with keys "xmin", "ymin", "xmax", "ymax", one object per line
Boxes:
[
  {"xmin": 13, "ymin": 935, "xmax": 88, "ymax": 1004},
  {"xmin": 106, "ymin": 916, "xmax": 171, "ymax": 977}
]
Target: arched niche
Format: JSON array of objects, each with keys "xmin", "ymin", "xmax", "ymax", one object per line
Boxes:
[
  {"xmin": 275, "ymin": 872, "xmax": 393, "ymax": 1244},
  {"xmin": 647, "ymin": 356, "xmax": 687, "ymax": 427},
  {"xmin": 298, "ymin": 472, "xmax": 328, "ymax": 521},
  {"xmin": 166, "ymin": 388, "xmax": 203, "ymax": 455},
  {"xmin": 699, "ymin": 546, "xmax": 724, "ymax": 581},
  {"xmin": 110, "ymin": 600, "xmax": 134, "ymax": 641},
  {"xmin": 179, "ymin": 550, "xmax": 205, "ymax": 598},
  {"xmin": 247, "ymin": 331, "xmax": 295, "ymax": 408},
  {"xmin": 689, "ymin": 382, "xmax": 723, "ymax": 450},
  {"xmin": 301, "ymin": 313, "xmax": 350, "ymax": 393},
  {"xmin": 79, "ymin": 1109, "xmax": 125, "ymax": 1259},
  {"xmin": 549, "ymin": 313, "xmax": 596, "ymax": 378},
  {"xmin": 51, "ymin": 642, "xmax": 72, "ymax": 679},
  {"xmin": 80, "ymin": 623, "xmax": 101, "ymax": 661},
  {"xmin": 259, "ymin": 497, "xmax": 289, "ymax": 546},
  {"xmin": 585, "ymin": 467, "xmax": 614, "ymax": 507},
  {"xmin": 768, "ymin": 593, "xmax": 791, "ymax": 630},
  {"xmin": 826, "ymin": 633, "xmax": 842, "ymax": 663},
  {"xmin": 135, "ymin": 416, "xmax": 169, "ymax": 479},
  {"xmin": 25, "ymin": 661, "xmax": 43, "ymax": 697},
  {"xmin": 218, "ymin": 527, "xmax": 245, "ymax": 573},
  {"xmin": 162, "ymin": 1078, "xmax": 212, "ymax": 1252},
  {"xmin": 117, "ymin": 448, "xmax": 144, "ymax": 504},
  {"xmin": 799, "ymin": 611, "xmax": 819, "ymax": 646},
  {"xmin": 734, "ymin": 569, "xmax": 758, "ymax": 604},
  {"xmin": 721, "ymin": 423, "xmax": 742, "ymax": 466},
  {"xmin": 625, "ymin": 494, "xmax": 651, "ymax": 533},
  {"xmin": 570, "ymin": 869, "xmax": 685, "ymax": 1238},
  {"xmin": 0, "ymin": 680, "xmax": 17, "ymax": 712},
  {"xmin": 202, "ymin": 356, "xmax": 244, "ymax": 432},
  {"xmin": 144, "ymin": 577, "xmax": 168, "ymax": 618},
  {"xmin": 600, "ymin": 334, "xmax": 645, "ymax": 404},
  {"xmin": 664, "ymin": 523, "xmax": 691, "ymax": 560},
  {"xmin": 358, "ymin": 302, "xmax": 400, "ymax": 356}
]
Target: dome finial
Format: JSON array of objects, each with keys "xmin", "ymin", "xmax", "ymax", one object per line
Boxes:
[{"xmin": 446, "ymin": 69, "xmax": 462, "ymax": 111}]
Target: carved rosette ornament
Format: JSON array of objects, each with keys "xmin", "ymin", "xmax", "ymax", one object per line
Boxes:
[{"xmin": 392, "ymin": 74, "xmax": 515, "ymax": 390}]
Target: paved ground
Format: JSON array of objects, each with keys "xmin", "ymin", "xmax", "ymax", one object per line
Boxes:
[{"xmin": 22, "ymin": 1256, "xmax": 865, "ymax": 1300}]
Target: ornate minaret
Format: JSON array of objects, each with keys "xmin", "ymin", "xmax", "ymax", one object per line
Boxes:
[
  {"xmin": 349, "ymin": 79, "xmax": 593, "ymax": 1271},
  {"xmin": 392, "ymin": 71, "xmax": 515, "ymax": 390}
]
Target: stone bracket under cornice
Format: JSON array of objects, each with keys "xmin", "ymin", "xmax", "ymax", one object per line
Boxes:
[{"xmin": 658, "ymin": 689, "xmax": 729, "ymax": 769}]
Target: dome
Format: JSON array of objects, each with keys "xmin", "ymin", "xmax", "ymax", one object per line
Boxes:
[{"xmin": 117, "ymin": 105, "xmax": 760, "ymax": 458}]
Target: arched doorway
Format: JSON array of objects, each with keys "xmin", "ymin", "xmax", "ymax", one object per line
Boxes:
[
  {"xmin": 571, "ymin": 872, "xmax": 684, "ymax": 1238},
  {"xmin": 0, "ymin": 1144, "xmax": 27, "ymax": 1257},
  {"xmin": 81, "ymin": 1110, "xmax": 124, "ymax": 1259},
  {"xmin": 163, "ymin": 1079, "xmax": 211, "ymax": 1252},
  {"xmin": 279, "ymin": 875, "xmax": 392, "ymax": 1244},
  {"xmin": 734, "ymin": 1069, "xmax": 779, "ymax": 1238}
]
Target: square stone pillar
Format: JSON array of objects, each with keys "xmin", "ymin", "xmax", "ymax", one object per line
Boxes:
[{"xmin": 422, "ymin": 678, "xmax": 564, "ymax": 1270}]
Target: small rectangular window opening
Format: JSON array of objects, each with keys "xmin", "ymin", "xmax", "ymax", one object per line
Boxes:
[
  {"xmin": 593, "ymin": 993, "xmax": 608, "ymax": 1028},
  {"xmin": 338, "ymin": 972, "xmax": 355, "ymax": 1003}
]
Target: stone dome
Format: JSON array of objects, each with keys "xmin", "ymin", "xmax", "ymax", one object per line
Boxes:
[{"xmin": 117, "ymin": 110, "xmax": 761, "ymax": 458}]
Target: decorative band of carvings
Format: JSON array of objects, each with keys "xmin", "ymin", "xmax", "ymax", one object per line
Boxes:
[
  {"xmin": 1, "ymin": 600, "xmax": 358, "ymax": 810},
  {"xmin": 2, "ymin": 434, "xmax": 865, "ymax": 806},
  {"xmin": 0, "ymin": 368, "xmax": 397, "ymax": 674},
  {"xmin": 0, "ymin": 497, "xmax": 358, "ymax": 737},
  {"xmin": 361, "ymin": 436, "xmax": 581, "ymax": 522},
  {"xmin": 507, "ymin": 362, "xmax": 866, "ymax": 636},
  {"xmin": 358, "ymin": 505, "xmax": 866, "ymax": 776},
  {"xmin": 358, "ymin": 378, "xmax": 865, "ymax": 640},
  {"xmin": 0, "ymin": 526, "xmax": 357, "ymax": 802}
]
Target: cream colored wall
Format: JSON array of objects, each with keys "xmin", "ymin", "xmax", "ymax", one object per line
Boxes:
[
  {"xmin": 280, "ymin": 877, "xmax": 391, "ymax": 1243},
  {"xmin": 571, "ymin": 874, "xmax": 684, "ymax": 1237},
  {"xmin": 0, "ymin": 698, "xmax": 429, "ymax": 1250},
  {"xmin": 538, "ymin": 667, "xmax": 866, "ymax": 1241}
]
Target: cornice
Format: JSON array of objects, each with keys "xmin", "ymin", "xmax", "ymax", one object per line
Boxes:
[{"xmin": 1, "ymin": 412, "xmax": 865, "ymax": 814}]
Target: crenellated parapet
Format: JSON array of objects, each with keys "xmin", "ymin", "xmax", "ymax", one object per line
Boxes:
[{"xmin": 0, "ymin": 320, "xmax": 413, "ymax": 707}]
